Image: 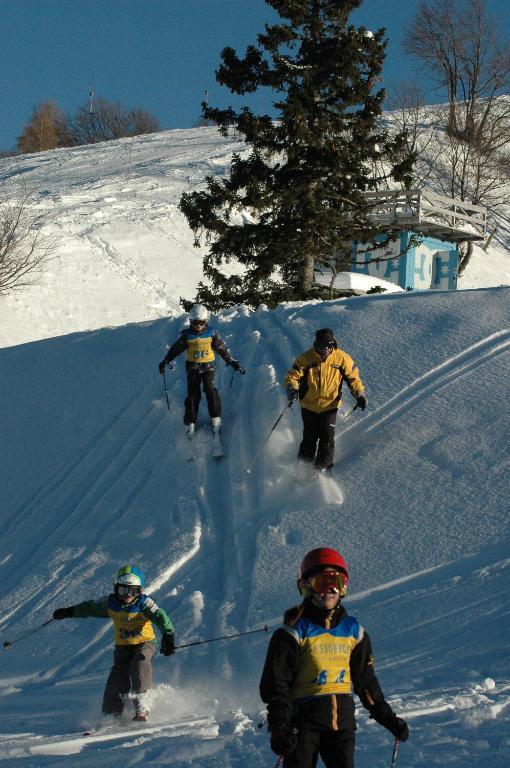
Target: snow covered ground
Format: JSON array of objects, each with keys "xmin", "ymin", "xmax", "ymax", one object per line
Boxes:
[
  {"xmin": 0, "ymin": 129, "xmax": 509, "ymax": 767},
  {"xmin": 1, "ymin": 287, "xmax": 509, "ymax": 767},
  {"xmin": 0, "ymin": 125, "xmax": 509, "ymax": 349}
]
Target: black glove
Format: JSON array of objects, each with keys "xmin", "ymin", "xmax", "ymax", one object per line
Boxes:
[
  {"xmin": 270, "ymin": 725, "xmax": 298, "ymax": 756},
  {"xmin": 229, "ymin": 359, "xmax": 245, "ymax": 374},
  {"xmin": 385, "ymin": 715, "xmax": 409, "ymax": 742},
  {"xmin": 161, "ymin": 633, "xmax": 176, "ymax": 656},
  {"xmin": 53, "ymin": 607, "xmax": 74, "ymax": 620},
  {"xmin": 158, "ymin": 359, "xmax": 167, "ymax": 375},
  {"xmin": 356, "ymin": 394, "xmax": 368, "ymax": 411},
  {"xmin": 286, "ymin": 385, "xmax": 299, "ymax": 404}
]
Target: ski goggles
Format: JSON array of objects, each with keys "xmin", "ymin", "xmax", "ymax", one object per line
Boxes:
[
  {"xmin": 305, "ymin": 570, "xmax": 347, "ymax": 595},
  {"xmin": 190, "ymin": 320, "xmax": 206, "ymax": 329},
  {"xmin": 315, "ymin": 341, "xmax": 335, "ymax": 353},
  {"xmin": 116, "ymin": 584, "xmax": 141, "ymax": 597}
]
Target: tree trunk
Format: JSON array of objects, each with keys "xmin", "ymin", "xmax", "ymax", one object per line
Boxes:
[
  {"xmin": 298, "ymin": 250, "xmax": 315, "ymax": 292},
  {"xmin": 458, "ymin": 241, "xmax": 473, "ymax": 274}
]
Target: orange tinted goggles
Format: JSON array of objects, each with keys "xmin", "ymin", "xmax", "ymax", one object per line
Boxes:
[{"xmin": 306, "ymin": 570, "xmax": 347, "ymax": 595}]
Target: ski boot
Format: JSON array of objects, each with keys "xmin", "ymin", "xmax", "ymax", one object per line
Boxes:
[
  {"xmin": 211, "ymin": 416, "xmax": 221, "ymax": 434},
  {"xmin": 133, "ymin": 695, "xmax": 150, "ymax": 722},
  {"xmin": 185, "ymin": 422, "xmax": 195, "ymax": 439}
]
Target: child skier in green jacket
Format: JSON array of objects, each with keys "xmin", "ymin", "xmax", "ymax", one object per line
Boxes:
[{"xmin": 53, "ymin": 565, "xmax": 175, "ymax": 721}]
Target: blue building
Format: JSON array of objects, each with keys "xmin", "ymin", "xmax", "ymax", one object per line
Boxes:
[{"xmin": 349, "ymin": 189, "xmax": 487, "ymax": 291}]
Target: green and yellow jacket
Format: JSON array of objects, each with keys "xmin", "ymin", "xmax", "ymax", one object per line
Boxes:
[{"xmin": 70, "ymin": 593, "xmax": 174, "ymax": 647}]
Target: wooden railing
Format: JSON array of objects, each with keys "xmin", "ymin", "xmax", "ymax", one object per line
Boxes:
[{"xmin": 362, "ymin": 189, "xmax": 487, "ymax": 240}]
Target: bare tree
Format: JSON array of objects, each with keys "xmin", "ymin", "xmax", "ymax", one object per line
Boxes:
[
  {"xmin": 17, "ymin": 101, "xmax": 71, "ymax": 154},
  {"xmin": 128, "ymin": 108, "xmax": 160, "ymax": 135},
  {"xmin": 68, "ymin": 97, "xmax": 160, "ymax": 145},
  {"xmin": 0, "ymin": 188, "xmax": 54, "ymax": 294},
  {"xmin": 401, "ymin": 0, "xmax": 510, "ymax": 237},
  {"xmin": 386, "ymin": 81, "xmax": 444, "ymax": 187},
  {"xmin": 404, "ymin": 0, "xmax": 510, "ymax": 143}
]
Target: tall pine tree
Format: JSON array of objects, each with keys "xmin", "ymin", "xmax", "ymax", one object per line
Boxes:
[{"xmin": 180, "ymin": 0, "xmax": 415, "ymax": 309}]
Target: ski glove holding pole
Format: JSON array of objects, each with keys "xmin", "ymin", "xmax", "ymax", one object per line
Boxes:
[
  {"xmin": 160, "ymin": 633, "xmax": 176, "ymax": 656},
  {"xmin": 158, "ymin": 359, "xmax": 175, "ymax": 375},
  {"xmin": 383, "ymin": 714, "xmax": 409, "ymax": 742},
  {"xmin": 269, "ymin": 725, "xmax": 298, "ymax": 756},
  {"xmin": 286, "ymin": 385, "xmax": 299, "ymax": 404},
  {"xmin": 356, "ymin": 394, "xmax": 368, "ymax": 410},
  {"xmin": 228, "ymin": 358, "xmax": 245, "ymax": 374},
  {"xmin": 53, "ymin": 607, "xmax": 74, "ymax": 620}
]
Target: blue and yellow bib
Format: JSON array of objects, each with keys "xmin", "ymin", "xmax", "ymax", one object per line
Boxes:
[
  {"xmin": 185, "ymin": 327, "xmax": 216, "ymax": 364},
  {"xmin": 285, "ymin": 615, "xmax": 364, "ymax": 699},
  {"xmin": 107, "ymin": 594, "xmax": 157, "ymax": 646}
]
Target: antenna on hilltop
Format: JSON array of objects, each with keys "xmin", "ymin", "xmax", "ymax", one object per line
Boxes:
[{"xmin": 87, "ymin": 85, "xmax": 98, "ymax": 142}]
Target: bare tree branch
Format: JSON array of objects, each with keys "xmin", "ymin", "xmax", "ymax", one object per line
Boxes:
[{"xmin": 0, "ymin": 188, "xmax": 55, "ymax": 294}]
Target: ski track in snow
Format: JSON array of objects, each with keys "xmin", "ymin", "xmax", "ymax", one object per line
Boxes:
[
  {"xmin": 336, "ymin": 328, "xmax": 510, "ymax": 463},
  {"xmin": 85, "ymin": 233, "xmax": 176, "ymax": 316}
]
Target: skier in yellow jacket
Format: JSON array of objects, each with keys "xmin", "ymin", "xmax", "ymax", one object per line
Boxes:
[{"xmin": 284, "ymin": 329, "xmax": 366, "ymax": 472}]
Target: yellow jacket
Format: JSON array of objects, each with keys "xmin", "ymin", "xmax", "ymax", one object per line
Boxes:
[{"xmin": 284, "ymin": 347, "xmax": 365, "ymax": 414}]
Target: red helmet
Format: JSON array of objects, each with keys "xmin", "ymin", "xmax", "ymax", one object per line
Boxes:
[
  {"xmin": 299, "ymin": 548, "xmax": 348, "ymax": 579},
  {"xmin": 298, "ymin": 548, "xmax": 349, "ymax": 598}
]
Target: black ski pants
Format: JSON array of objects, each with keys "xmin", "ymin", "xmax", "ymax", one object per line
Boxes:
[
  {"xmin": 298, "ymin": 407, "xmax": 338, "ymax": 469},
  {"xmin": 102, "ymin": 642, "xmax": 156, "ymax": 715},
  {"xmin": 284, "ymin": 728, "xmax": 355, "ymax": 768},
  {"xmin": 184, "ymin": 362, "xmax": 221, "ymax": 425}
]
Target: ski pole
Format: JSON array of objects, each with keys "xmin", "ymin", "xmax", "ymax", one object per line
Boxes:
[
  {"xmin": 272, "ymin": 756, "xmax": 284, "ymax": 768},
  {"xmin": 161, "ymin": 363, "xmax": 174, "ymax": 411},
  {"xmin": 3, "ymin": 618, "xmax": 54, "ymax": 650},
  {"xmin": 245, "ymin": 402, "xmax": 294, "ymax": 474},
  {"xmin": 339, "ymin": 403, "xmax": 359, "ymax": 420},
  {"xmin": 175, "ymin": 625, "xmax": 269, "ymax": 650},
  {"xmin": 229, "ymin": 364, "xmax": 246, "ymax": 388},
  {"xmin": 162, "ymin": 370, "xmax": 170, "ymax": 410},
  {"xmin": 390, "ymin": 738, "xmax": 399, "ymax": 768}
]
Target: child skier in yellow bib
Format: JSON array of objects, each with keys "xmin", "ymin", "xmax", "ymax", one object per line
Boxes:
[
  {"xmin": 260, "ymin": 548, "xmax": 409, "ymax": 767},
  {"xmin": 53, "ymin": 565, "xmax": 175, "ymax": 721},
  {"xmin": 158, "ymin": 304, "xmax": 244, "ymax": 438}
]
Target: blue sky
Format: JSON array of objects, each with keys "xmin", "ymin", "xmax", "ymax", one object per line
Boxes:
[{"xmin": 1, "ymin": 0, "xmax": 509, "ymax": 151}]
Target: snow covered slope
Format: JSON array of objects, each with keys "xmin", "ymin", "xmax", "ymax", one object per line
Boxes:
[
  {"xmin": 1, "ymin": 288, "xmax": 509, "ymax": 767},
  {"xmin": 1, "ymin": 126, "xmax": 509, "ymax": 349},
  {"xmin": 0, "ymin": 128, "xmax": 244, "ymax": 347}
]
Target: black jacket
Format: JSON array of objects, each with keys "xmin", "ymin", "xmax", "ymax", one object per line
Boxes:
[{"xmin": 259, "ymin": 600, "xmax": 396, "ymax": 733}]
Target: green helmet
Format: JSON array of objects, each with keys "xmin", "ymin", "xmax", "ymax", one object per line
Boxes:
[{"xmin": 114, "ymin": 565, "xmax": 145, "ymax": 588}]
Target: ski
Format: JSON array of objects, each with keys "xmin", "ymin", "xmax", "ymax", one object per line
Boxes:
[
  {"xmin": 79, "ymin": 714, "xmax": 216, "ymax": 739},
  {"xmin": 184, "ymin": 421, "xmax": 225, "ymax": 461},
  {"xmin": 212, "ymin": 430, "xmax": 225, "ymax": 459}
]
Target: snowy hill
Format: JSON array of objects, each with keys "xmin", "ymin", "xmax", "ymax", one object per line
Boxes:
[
  {"xmin": 1, "ymin": 126, "xmax": 510, "ymax": 349},
  {"xmin": 1, "ymin": 288, "xmax": 509, "ymax": 767}
]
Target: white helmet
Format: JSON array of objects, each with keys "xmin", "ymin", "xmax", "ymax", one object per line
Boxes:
[{"xmin": 189, "ymin": 304, "xmax": 209, "ymax": 324}]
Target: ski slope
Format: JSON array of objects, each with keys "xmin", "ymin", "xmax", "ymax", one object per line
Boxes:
[{"xmin": 1, "ymin": 287, "xmax": 509, "ymax": 767}]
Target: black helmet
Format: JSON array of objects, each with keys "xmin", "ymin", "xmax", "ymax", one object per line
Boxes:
[{"xmin": 314, "ymin": 328, "xmax": 336, "ymax": 353}]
